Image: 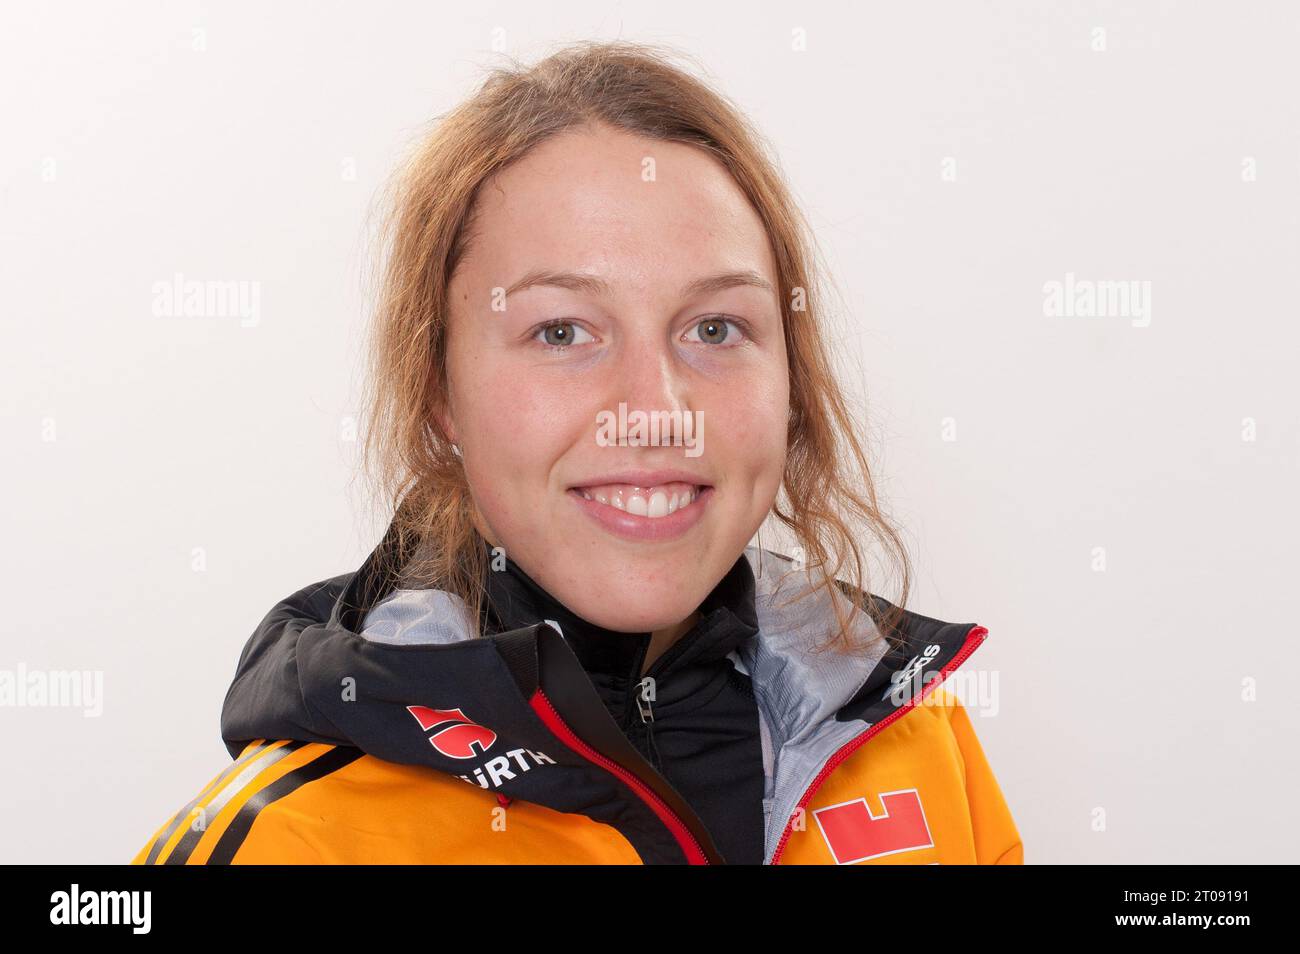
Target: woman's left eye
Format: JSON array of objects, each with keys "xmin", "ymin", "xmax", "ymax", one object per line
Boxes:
[{"xmin": 683, "ymin": 316, "xmax": 748, "ymax": 346}]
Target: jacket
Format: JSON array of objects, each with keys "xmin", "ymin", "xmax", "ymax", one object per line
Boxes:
[
  {"xmin": 470, "ymin": 534, "xmax": 771, "ymax": 862},
  {"xmin": 131, "ymin": 510, "xmax": 1023, "ymax": 865}
]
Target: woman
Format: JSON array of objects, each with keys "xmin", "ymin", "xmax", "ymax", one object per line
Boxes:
[{"xmin": 133, "ymin": 40, "xmax": 1021, "ymax": 865}]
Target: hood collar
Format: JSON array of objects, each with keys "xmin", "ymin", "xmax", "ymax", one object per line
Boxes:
[{"xmin": 222, "ymin": 504, "xmax": 989, "ymax": 864}]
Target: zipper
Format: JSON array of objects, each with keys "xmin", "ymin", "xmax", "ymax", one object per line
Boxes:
[
  {"xmin": 768, "ymin": 625, "xmax": 988, "ymax": 865},
  {"xmin": 529, "ymin": 688, "xmax": 712, "ymax": 864},
  {"xmin": 625, "ymin": 616, "xmax": 707, "ymax": 769},
  {"xmin": 634, "ymin": 676, "xmax": 662, "ymax": 771}
]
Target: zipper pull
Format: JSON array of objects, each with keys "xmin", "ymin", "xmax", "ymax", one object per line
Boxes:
[
  {"xmin": 635, "ymin": 676, "xmax": 655, "ymax": 723},
  {"xmin": 635, "ymin": 675, "xmax": 662, "ymax": 771}
]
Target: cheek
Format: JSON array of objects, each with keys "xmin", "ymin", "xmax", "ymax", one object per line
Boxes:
[
  {"xmin": 709, "ymin": 373, "xmax": 789, "ymax": 471},
  {"xmin": 451, "ymin": 342, "xmax": 551, "ymax": 449},
  {"xmin": 453, "ymin": 371, "xmax": 582, "ymax": 509},
  {"xmin": 462, "ymin": 393, "xmax": 548, "ymax": 482},
  {"xmin": 452, "ymin": 333, "xmax": 603, "ymax": 455}
]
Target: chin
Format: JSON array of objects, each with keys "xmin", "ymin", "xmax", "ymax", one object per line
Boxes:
[{"xmin": 567, "ymin": 594, "xmax": 693, "ymax": 634}]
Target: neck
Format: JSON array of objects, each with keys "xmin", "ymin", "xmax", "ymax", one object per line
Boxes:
[
  {"xmin": 473, "ymin": 519, "xmax": 705, "ymax": 674},
  {"xmin": 645, "ymin": 610, "xmax": 701, "ymax": 675},
  {"xmin": 475, "ymin": 528, "xmax": 760, "ymax": 693}
]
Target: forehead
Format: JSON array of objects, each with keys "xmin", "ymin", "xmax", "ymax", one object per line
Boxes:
[{"xmin": 457, "ymin": 124, "xmax": 777, "ymax": 298}]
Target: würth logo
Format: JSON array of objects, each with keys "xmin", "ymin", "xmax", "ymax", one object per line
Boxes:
[
  {"xmin": 813, "ymin": 789, "xmax": 935, "ymax": 864},
  {"xmin": 406, "ymin": 705, "xmax": 497, "ymax": 759}
]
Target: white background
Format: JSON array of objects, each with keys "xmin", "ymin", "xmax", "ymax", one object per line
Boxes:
[{"xmin": 2, "ymin": 1, "xmax": 1296, "ymax": 863}]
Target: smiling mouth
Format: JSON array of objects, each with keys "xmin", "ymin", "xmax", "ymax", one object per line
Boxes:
[{"xmin": 566, "ymin": 481, "xmax": 708, "ymax": 519}]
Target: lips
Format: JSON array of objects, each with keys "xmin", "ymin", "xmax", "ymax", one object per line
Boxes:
[
  {"xmin": 570, "ymin": 481, "xmax": 702, "ymax": 518},
  {"xmin": 566, "ymin": 470, "xmax": 712, "ymax": 521},
  {"xmin": 567, "ymin": 482, "xmax": 715, "ymax": 541}
]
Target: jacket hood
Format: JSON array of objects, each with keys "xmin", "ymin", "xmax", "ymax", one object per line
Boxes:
[{"xmin": 220, "ymin": 510, "xmax": 988, "ymax": 864}]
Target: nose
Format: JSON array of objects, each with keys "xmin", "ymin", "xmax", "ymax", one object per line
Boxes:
[{"xmin": 605, "ymin": 328, "xmax": 692, "ymax": 449}]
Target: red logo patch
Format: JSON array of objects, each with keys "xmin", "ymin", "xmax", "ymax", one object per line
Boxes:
[
  {"xmin": 406, "ymin": 705, "xmax": 497, "ymax": 759},
  {"xmin": 813, "ymin": 788, "xmax": 935, "ymax": 864}
]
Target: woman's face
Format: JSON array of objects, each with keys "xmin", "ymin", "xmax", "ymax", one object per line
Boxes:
[{"xmin": 442, "ymin": 123, "xmax": 789, "ymax": 633}]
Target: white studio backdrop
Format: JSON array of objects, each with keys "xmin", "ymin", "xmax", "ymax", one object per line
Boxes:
[{"xmin": 1, "ymin": 1, "xmax": 1296, "ymax": 863}]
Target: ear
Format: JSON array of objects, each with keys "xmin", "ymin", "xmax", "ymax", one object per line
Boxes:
[
  {"xmin": 433, "ymin": 400, "xmax": 458, "ymax": 447},
  {"xmin": 441, "ymin": 415, "xmax": 456, "ymax": 445}
]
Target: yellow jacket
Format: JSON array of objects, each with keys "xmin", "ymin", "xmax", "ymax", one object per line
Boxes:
[{"xmin": 133, "ymin": 521, "xmax": 1022, "ymax": 865}]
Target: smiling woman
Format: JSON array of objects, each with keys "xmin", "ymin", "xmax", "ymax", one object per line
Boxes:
[
  {"xmin": 367, "ymin": 45, "xmax": 898, "ymax": 657},
  {"xmin": 434, "ymin": 118, "xmax": 791, "ymax": 635},
  {"xmin": 133, "ymin": 39, "xmax": 1022, "ymax": 866}
]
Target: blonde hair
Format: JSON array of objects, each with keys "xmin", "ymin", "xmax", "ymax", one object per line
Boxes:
[{"xmin": 355, "ymin": 40, "xmax": 912, "ymax": 655}]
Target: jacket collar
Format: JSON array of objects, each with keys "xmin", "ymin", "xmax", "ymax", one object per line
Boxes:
[
  {"xmin": 223, "ymin": 506, "xmax": 988, "ymax": 864},
  {"xmin": 479, "ymin": 535, "xmax": 760, "ymax": 687}
]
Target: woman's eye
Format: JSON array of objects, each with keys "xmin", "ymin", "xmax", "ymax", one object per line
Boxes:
[
  {"xmin": 533, "ymin": 321, "xmax": 595, "ymax": 348},
  {"xmin": 684, "ymin": 315, "xmax": 747, "ymax": 346}
]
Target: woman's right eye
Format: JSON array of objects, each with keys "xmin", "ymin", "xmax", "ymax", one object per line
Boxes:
[{"xmin": 532, "ymin": 320, "xmax": 595, "ymax": 349}]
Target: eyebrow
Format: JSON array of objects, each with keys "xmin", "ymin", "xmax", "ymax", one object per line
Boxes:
[{"xmin": 504, "ymin": 268, "xmax": 775, "ymax": 299}]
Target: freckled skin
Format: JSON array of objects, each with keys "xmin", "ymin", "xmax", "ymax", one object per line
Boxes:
[{"xmin": 440, "ymin": 123, "xmax": 789, "ymax": 659}]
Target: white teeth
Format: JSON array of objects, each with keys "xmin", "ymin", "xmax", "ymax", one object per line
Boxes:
[
  {"xmin": 574, "ymin": 482, "xmax": 703, "ymax": 519},
  {"xmin": 647, "ymin": 490, "xmax": 669, "ymax": 517}
]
